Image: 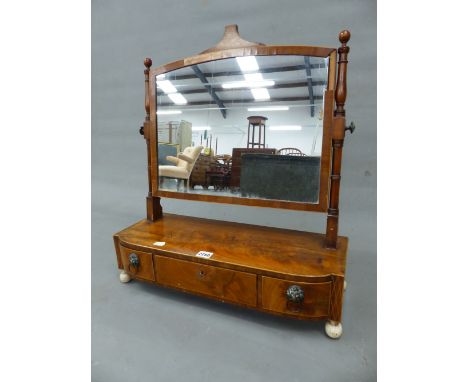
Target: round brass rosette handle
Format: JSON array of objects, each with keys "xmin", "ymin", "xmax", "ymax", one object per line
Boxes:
[{"xmin": 286, "ymin": 285, "xmax": 304, "ymax": 303}]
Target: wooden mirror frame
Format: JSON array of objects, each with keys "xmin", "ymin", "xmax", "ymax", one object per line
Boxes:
[{"xmin": 142, "ymin": 25, "xmax": 350, "ymax": 249}]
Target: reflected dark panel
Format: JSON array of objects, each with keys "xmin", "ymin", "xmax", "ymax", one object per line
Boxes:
[
  {"xmin": 240, "ymin": 154, "xmax": 321, "ymax": 202},
  {"xmin": 155, "ymin": 55, "xmax": 328, "ymax": 204}
]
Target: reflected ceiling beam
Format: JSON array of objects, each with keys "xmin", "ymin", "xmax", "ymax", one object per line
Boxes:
[
  {"xmin": 157, "ymin": 80, "xmax": 326, "ymax": 96},
  {"xmin": 191, "ymin": 65, "xmax": 227, "ymax": 118},
  {"xmin": 166, "ymin": 63, "xmax": 326, "ymax": 81},
  {"xmin": 159, "ymin": 96, "xmax": 323, "ymax": 108},
  {"xmin": 304, "ymin": 56, "xmax": 315, "ymax": 117}
]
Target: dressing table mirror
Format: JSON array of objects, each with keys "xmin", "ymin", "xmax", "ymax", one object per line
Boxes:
[{"xmin": 114, "ymin": 25, "xmax": 353, "ymax": 339}]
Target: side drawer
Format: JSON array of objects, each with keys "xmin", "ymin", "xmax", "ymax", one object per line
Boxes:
[
  {"xmin": 155, "ymin": 256, "xmax": 257, "ymax": 307},
  {"xmin": 262, "ymin": 276, "xmax": 331, "ymax": 319},
  {"xmin": 120, "ymin": 245, "xmax": 155, "ymax": 282}
]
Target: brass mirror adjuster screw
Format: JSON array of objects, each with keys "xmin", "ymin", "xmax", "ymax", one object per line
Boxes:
[{"xmin": 345, "ymin": 121, "xmax": 356, "ymax": 134}]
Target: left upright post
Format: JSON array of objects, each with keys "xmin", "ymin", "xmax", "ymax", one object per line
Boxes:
[{"xmin": 143, "ymin": 58, "xmax": 163, "ymax": 221}]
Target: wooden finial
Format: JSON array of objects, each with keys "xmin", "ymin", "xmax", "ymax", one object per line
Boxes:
[
  {"xmin": 224, "ymin": 24, "xmax": 239, "ymax": 36},
  {"xmin": 201, "ymin": 24, "xmax": 264, "ymax": 54},
  {"xmin": 144, "ymin": 58, "xmax": 152, "ymax": 121},
  {"xmin": 335, "ymin": 30, "xmax": 351, "ymax": 117},
  {"xmin": 144, "ymin": 57, "xmax": 153, "ymax": 69},
  {"xmin": 338, "ymin": 30, "xmax": 351, "ymax": 45}
]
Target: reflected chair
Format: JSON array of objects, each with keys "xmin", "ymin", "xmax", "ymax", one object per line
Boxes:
[
  {"xmin": 159, "ymin": 146, "xmax": 204, "ymax": 190},
  {"xmin": 205, "ymin": 155, "xmax": 232, "ymax": 190}
]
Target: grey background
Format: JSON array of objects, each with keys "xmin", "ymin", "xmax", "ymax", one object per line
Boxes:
[{"xmin": 92, "ymin": 0, "xmax": 376, "ymax": 381}]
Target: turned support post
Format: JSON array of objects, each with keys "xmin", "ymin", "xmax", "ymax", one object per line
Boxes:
[
  {"xmin": 143, "ymin": 58, "xmax": 163, "ymax": 221},
  {"xmin": 326, "ymin": 30, "xmax": 350, "ymax": 249}
]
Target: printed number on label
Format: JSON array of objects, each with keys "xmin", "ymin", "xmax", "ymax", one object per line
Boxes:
[{"xmin": 196, "ymin": 251, "xmax": 213, "ymax": 259}]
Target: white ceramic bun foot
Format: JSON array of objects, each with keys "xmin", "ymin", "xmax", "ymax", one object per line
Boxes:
[
  {"xmin": 344, "ymin": 280, "xmax": 347, "ymax": 291},
  {"xmin": 119, "ymin": 270, "xmax": 131, "ymax": 283},
  {"xmin": 325, "ymin": 320, "xmax": 343, "ymax": 339}
]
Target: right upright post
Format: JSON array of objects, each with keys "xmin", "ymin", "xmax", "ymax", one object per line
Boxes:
[{"xmin": 325, "ymin": 30, "xmax": 351, "ymax": 249}]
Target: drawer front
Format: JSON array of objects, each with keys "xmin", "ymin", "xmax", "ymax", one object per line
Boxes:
[
  {"xmin": 262, "ymin": 277, "xmax": 331, "ymax": 318},
  {"xmin": 155, "ymin": 256, "xmax": 257, "ymax": 307},
  {"xmin": 120, "ymin": 246, "xmax": 155, "ymax": 281}
]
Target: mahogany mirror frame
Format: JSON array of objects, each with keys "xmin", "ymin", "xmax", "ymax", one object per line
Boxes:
[{"xmin": 146, "ymin": 27, "xmax": 337, "ymax": 213}]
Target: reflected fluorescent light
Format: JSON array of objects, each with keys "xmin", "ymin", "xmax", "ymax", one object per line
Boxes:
[
  {"xmin": 156, "ymin": 74, "xmax": 166, "ymax": 80},
  {"xmin": 247, "ymin": 106, "xmax": 289, "ymax": 112},
  {"xmin": 250, "ymin": 88, "xmax": 270, "ymax": 100},
  {"xmin": 269, "ymin": 125, "xmax": 302, "ymax": 131},
  {"xmin": 236, "ymin": 56, "xmax": 259, "ymax": 72},
  {"xmin": 192, "ymin": 126, "xmax": 211, "ymax": 131},
  {"xmin": 157, "ymin": 80, "xmax": 177, "ymax": 94},
  {"xmin": 168, "ymin": 93, "xmax": 187, "ymax": 105},
  {"xmin": 157, "ymin": 110, "xmax": 182, "ymax": 115},
  {"xmin": 222, "ymin": 80, "xmax": 275, "ymax": 89}
]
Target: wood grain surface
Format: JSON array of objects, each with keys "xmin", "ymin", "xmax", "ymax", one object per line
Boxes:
[
  {"xmin": 261, "ymin": 276, "xmax": 331, "ymax": 319},
  {"xmin": 115, "ymin": 214, "xmax": 347, "ymax": 283},
  {"xmin": 156, "ymin": 256, "xmax": 257, "ymax": 307}
]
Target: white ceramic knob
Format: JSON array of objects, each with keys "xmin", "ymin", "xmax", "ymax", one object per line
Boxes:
[
  {"xmin": 119, "ymin": 270, "xmax": 131, "ymax": 283},
  {"xmin": 325, "ymin": 321, "xmax": 343, "ymax": 339}
]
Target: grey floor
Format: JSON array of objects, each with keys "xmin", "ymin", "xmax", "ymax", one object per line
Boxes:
[{"xmin": 92, "ymin": 0, "xmax": 376, "ymax": 381}]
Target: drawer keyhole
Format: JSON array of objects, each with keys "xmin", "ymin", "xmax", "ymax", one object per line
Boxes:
[{"xmin": 198, "ymin": 270, "xmax": 206, "ymax": 278}]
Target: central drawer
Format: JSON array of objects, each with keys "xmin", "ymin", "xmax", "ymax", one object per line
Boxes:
[{"xmin": 155, "ymin": 256, "xmax": 257, "ymax": 307}]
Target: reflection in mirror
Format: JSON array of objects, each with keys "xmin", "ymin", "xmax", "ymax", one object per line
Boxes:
[{"xmin": 155, "ymin": 55, "xmax": 328, "ymax": 204}]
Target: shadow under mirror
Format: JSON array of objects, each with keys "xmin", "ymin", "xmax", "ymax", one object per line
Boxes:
[{"xmin": 155, "ymin": 55, "xmax": 328, "ymax": 204}]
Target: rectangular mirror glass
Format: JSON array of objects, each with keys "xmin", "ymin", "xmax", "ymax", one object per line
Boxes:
[{"xmin": 155, "ymin": 55, "xmax": 329, "ymax": 204}]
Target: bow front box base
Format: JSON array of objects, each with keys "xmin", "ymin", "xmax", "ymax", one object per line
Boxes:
[{"xmin": 114, "ymin": 214, "xmax": 348, "ymax": 338}]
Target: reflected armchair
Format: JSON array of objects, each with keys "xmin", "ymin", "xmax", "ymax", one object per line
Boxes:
[{"xmin": 159, "ymin": 146, "xmax": 203, "ymax": 190}]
